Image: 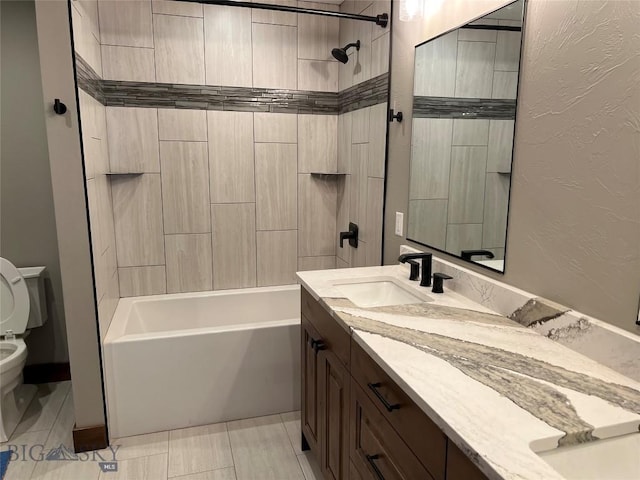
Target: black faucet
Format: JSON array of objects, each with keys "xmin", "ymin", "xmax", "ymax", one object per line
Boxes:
[
  {"xmin": 432, "ymin": 273, "xmax": 453, "ymax": 293},
  {"xmin": 460, "ymin": 250, "xmax": 495, "ymax": 261},
  {"xmin": 398, "ymin": 253, "xmax": 433, "ymax": 287},
  {"xmin": 339, "ymin": 222, "xmax": 358, "ymax": 248}
]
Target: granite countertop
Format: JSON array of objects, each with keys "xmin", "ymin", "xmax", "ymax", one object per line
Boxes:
[{"xmin": 297, "ymin": 264, "xmax": 640, "ymax": 480}]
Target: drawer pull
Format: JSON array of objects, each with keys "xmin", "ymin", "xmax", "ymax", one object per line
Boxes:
[
  {"xmin": 368, "ymin": 383, "xmax": 400, "ymax": 412},
  {"xmin": 310, "ymin": 338, "xmax": 326, "ymax": 353},
  {"xmin": 366, "ymin": 454, "xmax": 385, "ymax": 480}
]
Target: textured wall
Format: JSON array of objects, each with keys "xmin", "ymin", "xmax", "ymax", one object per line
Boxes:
[
  {"xmin": 385, "ymin": 0, "xmax": 640, "ymax": 333},
  {"xmin": 0, "ymin": 0, "xmax": 70, "ymax": 365}
]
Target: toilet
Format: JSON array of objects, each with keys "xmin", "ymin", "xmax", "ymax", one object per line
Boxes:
[{"xmin": 0, "ymin": 257, "xmax": 47, "ymax": 442}]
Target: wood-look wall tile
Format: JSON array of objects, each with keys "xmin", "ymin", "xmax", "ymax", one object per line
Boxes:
[
  {"xmin": 101, "ymin": 45, "xmax": 156, "ymax": 82},
  {"xmin": 98, "ymin": 0, "xmax": 153, "ymax": 48},
  {"xmin": 208, "ymin": 111, "xmax": 255, "ymax": 203},
  {"xmin": 448, "ymin": 146, "xmax": 487, "ymax": 224},
  {"xmin": 487, "ymin": 120, "xmax": 515, "ymax": 172},
  {"xmin": 119, "ymin": 266, "xmax": 166, "ymax": 297},
  {"xmin": 364, "ymin": 177, "xmax": 383, "ymax": 265},
  {"xmin": 482, "ymin": 173, "xmax": 510, "ymax": 248},
  {"xmin": 492, "ymin": 71, "xmax": 518, "ymax": 99},
  {"xmin": 413, "ymin": 30, "xmax": 457, "ymax": 97},
  {"xmin": 298, "ymin": 2, "xmax": 338, "ymax": 60},
  {"xmin": 106, "ymin": 107, "xmax": 159, "ymax": 173},
  {"xmin": 351, "ymin": 16, "xmax": 372, "ymax": 85},
  {"xmin": 252, "ymin": 23, "xmax": 297, "ymax": 89},
  {"xmin": 351, "ymin": 239, "xmax": 367, "ymax": 267},
  {"xmin": 368, "ymin": 102, "xmax": 387, "ymax": 178},
  {"xmin": 298, "ymin": 115, "xmax": 337, "ymax": 173},
  {"xmin": 370, "ymin": 32, "xmax": 389, "ymax": 78},
  {"xmin": 349, "ymin": 144, "xmax": 368, "ymax": 229},
  {"xmin": 98, "ymin": 270, "xmax": 120, "ymax": 339},
  {"xmin": 211, "ymin": 203, "xmax": 257, "ymax": 289},
  {"xmin": 365, "ymin": 1, "xmax": 389, "ymax": 40},
  {"xmin": 495, "ymin": 31, "xmax": 521, "ymax": 72},
  {"xmin": 252, "ymin": 0, "xmax": 297, "ymax": 26},
  {"xmin": 112, "ymin": 174, "xmax": 165, "ymax": 266},
  {"xmin": 154, "ymin": 14, "xmax": 205, "ymax": 85},
  {"xmin": 257, "ymin": 230, "xmax": 297, "ymax": 286},
  {"xmin": 407, "ymin": 199, "xmax": 447, "ymax": 250},
  {"xmin": 165, "ymin": 234, "xmax": 213, "ymax": 293},
  {"xmin": 160, "ymin": 142, "xmax": 210, "ymax": 233},
  {"xmin": 336, "ymin": 175, "xmax": 351, "ymax": 264},
  {"xmin": 454, "ymin": 41, "xmax": 495, "ymax": 98},
  {"xmin": 255, "ymin": 144, "xmax": 298, "ymax": 231},
  {"xmin": 204, "ymin": 5, "xmax": 252, "ymax": 87},
  {"xmin": 158, "ymin": 109, "xmax": 207, "ymax": 142},
  {"xmin": 298, "ymin": 60, "xmax": 339, "ymax": 92},
  {"xmin": 254, "ymin": 113, "xmax": 297, "ymax": 143},
  {"xmin": 446, "ymin": 224, "xmax": 483, "ymax": 255},
  {"xmin": 452, "ymin": 119, "xmax": 490, "ymax": 146},
  {"xmin": 410, "ymin": 118, "xmax": 452, "ymax": 199},
  {"xmin": 336, "ymin": 257, "xmax": 349, "ymax": 269},
  {"xmin": 298, "ymin": 175, "xmax": 337, "ymax": 257},
  {"xmin": 152, "ymin": 0, "xmax": 203, "ymax": 17},
  {"xmin": 337, "ymin": 112, "xmax": 352, "ymax": 174},
  {"xmin": 351, "ymin": 107, "xmax": 369, "ymax": 144},
  {"xmin": 298, "ymin": 256, "xmax": 336, "ymax": 271},
  {"xmin": 458, "ymin": 27, "xmax": 497, "ymax": 42}
]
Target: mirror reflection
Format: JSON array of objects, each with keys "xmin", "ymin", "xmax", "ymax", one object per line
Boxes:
[{"xmin": 407, "ymin": 0, "xmax": 525, "ymax": 272}]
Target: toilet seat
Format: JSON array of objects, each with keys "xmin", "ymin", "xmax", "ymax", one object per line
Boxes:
[{"xmin": 0, "ymin": 258, "xmax": 30, "ymax": 337}]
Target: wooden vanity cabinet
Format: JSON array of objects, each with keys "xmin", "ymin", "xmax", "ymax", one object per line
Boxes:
[
  {"xmin": 301, "ymin": 287, "xmax": 488, "ymax": 480},
  {"xmin": 301, "ymin": 289, "xmax": 351, "ymax": 480}
]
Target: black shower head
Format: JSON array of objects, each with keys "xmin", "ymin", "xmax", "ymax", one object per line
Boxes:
[{"xmin": 331, "ymin": 40, "xmax": 361, "ymax": 64}]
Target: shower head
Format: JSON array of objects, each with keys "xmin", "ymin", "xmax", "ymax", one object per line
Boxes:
[{"xmin": 331, "ymin": 40, "xmax": 361, "ymax": 64}]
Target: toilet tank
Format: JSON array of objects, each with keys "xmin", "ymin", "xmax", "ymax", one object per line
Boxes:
[{"xmin": 17, "ymin": 266, "xmax": 48, "ymax": 329}]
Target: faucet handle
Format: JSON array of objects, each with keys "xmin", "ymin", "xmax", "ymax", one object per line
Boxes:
[{"xmin": 431, "ymin": 273, "xmax": 452, "ymax": 294}]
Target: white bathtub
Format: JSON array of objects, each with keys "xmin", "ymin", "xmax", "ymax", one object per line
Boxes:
[{"xmin": 103, "ymin": 285, "xmax": 301, "ymax": 438}]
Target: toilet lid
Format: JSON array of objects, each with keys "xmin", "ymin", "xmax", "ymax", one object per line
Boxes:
[{"xmin": 0, "ymin": 257, "xmax": 30, "ymax": 336}]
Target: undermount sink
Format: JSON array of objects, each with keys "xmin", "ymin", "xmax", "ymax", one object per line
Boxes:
[
  {"xmin": 334, "ymin": 277, "xmax": 432, "ymax": 308},
  {"xmin": 536, "ymin": 433, "xmax": 640, "ymax": 479}
]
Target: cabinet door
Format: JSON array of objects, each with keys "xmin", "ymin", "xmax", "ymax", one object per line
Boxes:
[
  {"xmin": 320, "ymin": 348, "xmax": 350, "ymax": 480},
  {"xmin": 302, "ymin": 315, "xmax": 322, "ymax": 454}
]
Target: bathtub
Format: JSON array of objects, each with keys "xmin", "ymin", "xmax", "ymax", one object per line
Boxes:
[{"xmin": 103, "ymin": 285, "xmax": 301, "ymax": 438}]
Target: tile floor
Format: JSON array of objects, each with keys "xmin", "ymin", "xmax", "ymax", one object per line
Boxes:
[{"xmin": 2, "ymin": 382, "xmax": 322, "ymax": 480}]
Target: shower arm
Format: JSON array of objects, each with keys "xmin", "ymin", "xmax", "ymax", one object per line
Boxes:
[{"xmin": 181, "ymin": 0, "xmax": 389, "ymax": 27}]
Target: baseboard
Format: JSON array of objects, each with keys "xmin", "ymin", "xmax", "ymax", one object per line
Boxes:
[
  {"xmin": 23, "ymin": 362, "xmax": 71, "ymax": 384},
  {"xmin": 72, "ymin": 423, "xmax": 108, "ymax": 453}
]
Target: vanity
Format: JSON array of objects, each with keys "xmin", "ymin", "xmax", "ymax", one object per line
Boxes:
[{"xmin": 297, "ymin": 258, "xmax": 640, "ymax": 480}]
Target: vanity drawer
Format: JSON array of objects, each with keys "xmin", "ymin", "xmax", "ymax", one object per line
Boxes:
[
  {"xmin": 301, "ymin": 287, "xmax": 350, "ymax": 368},
  {"xmin": 351, "ymin": 339, "xmax": 447, "ymax": 480},
  {"xmin": 350, "ymin": 380, "xmax": 434, "ymax": 480}
]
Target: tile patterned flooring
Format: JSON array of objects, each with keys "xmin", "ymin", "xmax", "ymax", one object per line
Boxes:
[{"xmin": 2, "ymin": 382, "xmax": 322, "ymax": 480}]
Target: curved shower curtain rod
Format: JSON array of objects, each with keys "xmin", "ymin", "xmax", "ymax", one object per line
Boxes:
[{"xmin": 180, "ymin": 0, "xmax": 389, "ymax": 27}]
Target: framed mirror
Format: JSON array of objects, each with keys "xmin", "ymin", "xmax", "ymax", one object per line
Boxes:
[{"xmin": 407, "ymin": 0, "xmax": 525, "ymax": 273}]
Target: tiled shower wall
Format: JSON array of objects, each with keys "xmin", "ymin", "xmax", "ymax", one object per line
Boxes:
[
  {"xmin": 336, "ymin": 0, "xmax": 390, "ymax": 267},
  {"xmin": 408, "ymin": 22, "xmax": 521, "ymax": 260},
  {"xmin": 71, "ymin": 0, "xmax": 389, "ymax": 334}
]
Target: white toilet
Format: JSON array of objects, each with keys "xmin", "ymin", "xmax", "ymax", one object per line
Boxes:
[{"xmin": 0, "ymin": 257, "xmax": 48, "ymax": 442}]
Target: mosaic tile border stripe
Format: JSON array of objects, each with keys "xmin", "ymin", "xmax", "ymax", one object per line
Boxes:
[
  {"xmin": 75, "ymin": 54, "xmax": 103, "ymax": 103},
  {"xmin": 413, "ymin": 96, "xmax": 516, "ymax": 119},
  {"xmin": 75, "ymin": 55, "xmax": 387, "ymax": 115},
  {"xmin": 338, "ymin": 74, "xmax": 389, "ymax": 114}
]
